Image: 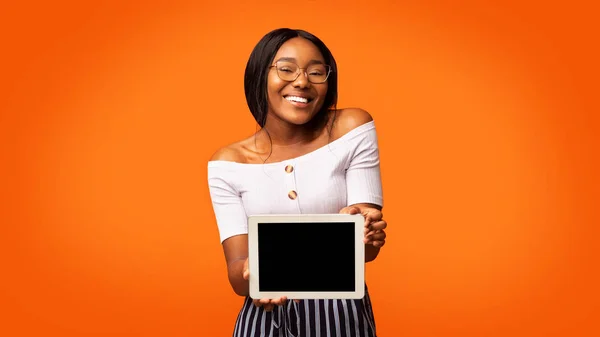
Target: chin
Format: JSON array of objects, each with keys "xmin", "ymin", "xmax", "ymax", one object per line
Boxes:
[
  {"xmin": 291, "ymin": 108, "xmax": 323, "ymax": 123},
  {"xmin": 283, "ymin": 114, "xmax": 315, "ymax": 126}
]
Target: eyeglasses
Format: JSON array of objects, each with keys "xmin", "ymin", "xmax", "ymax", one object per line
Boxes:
[{"xmin": 270, "ymin": 61, "xmax": 332, "ymax": 84}]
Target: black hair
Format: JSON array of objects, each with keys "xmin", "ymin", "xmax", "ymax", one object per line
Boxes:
[{"xmin": 244, "ymin": 28, "xmax": 338, "ymax": 129}]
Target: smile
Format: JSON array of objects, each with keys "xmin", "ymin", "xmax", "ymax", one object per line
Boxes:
[{"xmin": 284, "ymin": 95, "xmax": 313, "ymax": 104}]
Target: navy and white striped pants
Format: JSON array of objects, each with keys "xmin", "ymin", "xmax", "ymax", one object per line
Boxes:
[{"xmin": 232, "ymin": 285, "xmax": 377, "ymax": 337}]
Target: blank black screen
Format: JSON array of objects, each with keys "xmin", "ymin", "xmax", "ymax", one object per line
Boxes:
[{"xmin": 257, "ymin": 222, "xmax": 355, "ymax": 292}]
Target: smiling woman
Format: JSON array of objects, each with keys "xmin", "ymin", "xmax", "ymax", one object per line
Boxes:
[{"xmin": 207, "ymin": 28, "xmax": 388, "ymax": 337}]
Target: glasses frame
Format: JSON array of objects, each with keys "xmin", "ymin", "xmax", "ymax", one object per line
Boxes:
[{"xmin": 270, "ymin": 61, "xmax": 332, "ymax": 84}]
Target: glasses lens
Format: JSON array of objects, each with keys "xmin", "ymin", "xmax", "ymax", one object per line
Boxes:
[
  {"xmin": 276, "ymin": 62, "xmax": 299, "ymax": 81},
  {"xmin": 306, "ymin": 64, "xmax": 330, "ymax": 83},
  {"xmin": 275, "ymin": 62, "xmax": 330, "ymax": 83}
]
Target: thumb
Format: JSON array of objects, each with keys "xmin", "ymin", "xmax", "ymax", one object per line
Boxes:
[
  {"xmin": 242, "ymin": 258, "xmax": 249, "ymax": 280},
  {"xmin": 340, "ymin": 206, "xmax": 360, "ymax": 215}
]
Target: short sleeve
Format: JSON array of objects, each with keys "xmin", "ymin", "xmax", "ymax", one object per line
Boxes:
[
  {"xmin": 207, "ymin": 163, "xmax": 248, "ymax": 243},
  {"xmin": 345, "ymin": 122, "xmax": 384, "ymax": 207}
]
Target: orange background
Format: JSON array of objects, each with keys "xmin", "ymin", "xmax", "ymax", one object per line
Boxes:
[{"xmin": 1, "ymin": 0, "xmax": 598, "ymax": 336}]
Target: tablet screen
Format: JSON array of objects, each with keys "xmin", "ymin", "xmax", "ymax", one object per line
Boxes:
[{"xmin": 257, "ymin": 221, "xmax": 355, "ymax": 292}]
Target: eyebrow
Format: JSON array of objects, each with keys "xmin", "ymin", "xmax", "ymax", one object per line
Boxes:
[{"xmin": 275, "ymin": 57, "xmax": 325, "ymax": 65}]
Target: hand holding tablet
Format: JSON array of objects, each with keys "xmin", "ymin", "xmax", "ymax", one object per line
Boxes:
[
  {"xmin": 241, "ymin": 258, "xmax": 289, "ymax": 311},
  {"xmin": 339, "ymin": 205, "xmax": 387, "ymax": 247}
]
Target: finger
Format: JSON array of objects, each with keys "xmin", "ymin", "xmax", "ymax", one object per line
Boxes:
[
  {"xmin": 369, "ymin": 220, "xmax": 387, "ymax": 231},
  {"xmin": 259, "ymin": 298, "xmax": 271, "ymax": 305},
  {"xmin": 271, "ymin": 296, "xmax": 287, "ymax": 306},
  {"xmin": 253, "ymin": 299, "xmax": 262, "ymax": 307},
  {"xmin": 364, "ymin": 231, "xmax": 386, "ymax": 244},
  {"xmin": 370, "ymin": 232, "xmax": 386, "ymax": 241},
  {"xmin": 293, "ymin": 299, "xmax": 301, "ymax": 303},
  {"xmin": 364, "ymin": 236, "xmax": 377, "ymax": 244},
  {"xmin": 340, "ymin": 206, "xmax": 361, "ymax": 214},
  {"xmin": 373, "ymin": 240, "xmax": 385, "ymax": 247},
  {"xmin": 364, "ymin": 229, "xmax": 380, "ymax": 240},
  {"xmin": 365, "ymin": 236, "xmax": 385, "ymax": 246},
  {"xmin": 365, "ymin": 227, "xmax": 383, "ymax": 235},
  {"xmin": 242, "ymin": 258, "xmax": 249, "ymax": 280},
  {"xmin": 362, "ymin": 209, "xmax": 382, "ymax": 222},
  {"xmin": 264, "ymin": 303, "xmax": 275, "ymax": 312},
  {"xmin": 364, "ymin": 229, "xmax": 377, "ymax": 237},
  {"xmin": 363, "ymin": 213, "xmax": 382, "ymax": 229}
]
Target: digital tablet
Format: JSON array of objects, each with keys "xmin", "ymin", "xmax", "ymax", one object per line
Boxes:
[{"xmin": 248, "ymin": 214, "xmax": 365, "ymax": 300}]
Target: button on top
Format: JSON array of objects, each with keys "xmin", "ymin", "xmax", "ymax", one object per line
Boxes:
[
  {"xmin": 285, "ymin": 165, "xmax": 294, "ymax": 173},
  {"xmin": 288, "ymin": 190, "xmax": 297, "ymax": 200}
]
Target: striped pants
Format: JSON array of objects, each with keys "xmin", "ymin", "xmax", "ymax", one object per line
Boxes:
[{"xmin": 232, "ymin": 286, "xmax": 377, "ymax": 337}]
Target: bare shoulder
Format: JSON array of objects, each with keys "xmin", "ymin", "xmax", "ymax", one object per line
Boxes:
[
  {"xmin": 209, "ymin": 133, "xmax": 261, "ymax": 163},
  {"xmin": 209, "ymin": 143, "xmax": 246, "ymax": 163},
  {"xmin": 330, "ymin": 108, "xmax": 374, "ymax": 140}
]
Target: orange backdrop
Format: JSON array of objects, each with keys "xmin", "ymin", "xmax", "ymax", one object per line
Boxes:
[{"xmin": 1, "ymin": 0, "xmax": 598, "ymax": 336}]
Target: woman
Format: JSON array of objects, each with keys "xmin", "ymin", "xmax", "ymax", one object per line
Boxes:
[{"xmin": 208, "ymin": 28, "xmax": 387, "ymax": 337}]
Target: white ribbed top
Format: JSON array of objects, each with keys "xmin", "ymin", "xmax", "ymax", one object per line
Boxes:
[{"xmin": 207, "ymin": 121, "xmax": 383, "ymax": 243}]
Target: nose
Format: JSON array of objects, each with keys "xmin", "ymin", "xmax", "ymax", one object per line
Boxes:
[{"xmin": 292, "ymin": 70, "xmax": 310, "ymax": 88}]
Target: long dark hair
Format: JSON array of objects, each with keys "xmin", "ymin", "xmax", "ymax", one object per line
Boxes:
[{"xmin": 244, "ymin": 28, "xmax": 338, "ymax": 129}]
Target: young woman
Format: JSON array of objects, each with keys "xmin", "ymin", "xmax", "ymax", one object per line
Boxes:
[{"xmin": 208, "ymin": 28, "xmax": 387, "ymax": 337}]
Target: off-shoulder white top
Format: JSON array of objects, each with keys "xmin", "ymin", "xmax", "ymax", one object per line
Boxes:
[{"xmin": 207, "ymin": 121, "xmax": 383, "ymax": 243}]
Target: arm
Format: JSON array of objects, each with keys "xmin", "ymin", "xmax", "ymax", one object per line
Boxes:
[
  {"xmin": 222, "ymin": 234, "xmax": 249, "ymax": 296},
  {"xmin": 208, "ymin": 148, "xmax": 251, "ymax": 296},
  {"xmin": 208, "ymin": 150, "xmax": 287, "ymax": 310},
  {"xmin": 336, "ymin": 109, "xmax": 386, "ymax": 262}
]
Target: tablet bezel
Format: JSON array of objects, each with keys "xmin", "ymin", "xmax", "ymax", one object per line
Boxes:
[{"xmin": 248, "ymin": 213, "xmax": 365, "ymax": 299}]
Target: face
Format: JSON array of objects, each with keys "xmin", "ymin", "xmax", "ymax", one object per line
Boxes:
[{"xmin": 266, "ymin": 37, "xmax": 329, "ymax": 126}]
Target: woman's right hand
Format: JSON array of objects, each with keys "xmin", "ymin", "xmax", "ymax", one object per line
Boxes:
[{"xmin": 242, "ymin": 258, "xmax": 288, "ymax": 312}]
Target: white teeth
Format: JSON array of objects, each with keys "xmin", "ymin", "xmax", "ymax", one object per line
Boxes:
[{"xmin": 285, "ymin": 96, "xmax": 309, "ymax": 103}]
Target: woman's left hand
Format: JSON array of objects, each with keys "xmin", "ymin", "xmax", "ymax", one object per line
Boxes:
[{"xmin": 339, "ymin": 205, "xmax": 387, "ymax": 247}]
